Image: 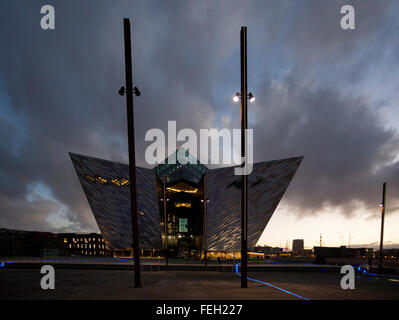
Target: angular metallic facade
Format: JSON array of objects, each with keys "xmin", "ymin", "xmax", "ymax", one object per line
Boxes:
[
  {"xmin": 70, "ymin": 153, "xmax": 302, "ymax": 251},
  {"xmin": 69, "ymin": 153, "xmax": 161, "ymax": 249},
  {"xmin": 206, "ymin": 157, "xmax": 303, "ymax": 251}
]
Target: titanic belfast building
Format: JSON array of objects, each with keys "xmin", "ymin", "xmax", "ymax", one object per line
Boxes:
[{"xmin": 70, "ymin": 150, "xmax": 302, "ymax": 258}]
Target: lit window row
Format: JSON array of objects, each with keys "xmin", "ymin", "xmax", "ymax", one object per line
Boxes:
[
  {"xmin": 68, "ymin": 243, "xmax": 105, "ymax": 249},
  {"xmin": 111, "ymin": 178, "xmax": 129, "ymax": 186},
  {"xmin": 166, "ymin": 182, "xmax": 198, "ymax": 193},
  {"xmin": 71, "ymin": 237, "xmax": 104, "ymax": 242},
  {"xmin": 175, "ymin": 202, "xmax": 192, "ymax": 208},
  {"xmin": 85, "ymin": 175, "xmax": 130, "ymax": 187},
  {"xmin": 78, "ymin": 250, "xmax": 106, "ymax": 256}
]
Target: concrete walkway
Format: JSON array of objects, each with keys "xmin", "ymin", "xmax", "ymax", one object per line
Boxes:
[{"xmin": 1, "ymin": 269, "xmax": 399, "ymax": 300}]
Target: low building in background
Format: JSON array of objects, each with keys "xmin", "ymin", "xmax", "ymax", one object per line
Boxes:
[
  {"xmin": 254, "ymin": 245, "xmax": 284, "ymax": 257},
  {"xmin": 58, "ymin": 233, "xmax": 109, "ymax": 257},
  {"xmin": 313, "ymin": 246, "xmax": 374, "ymax": 264},
  {"xmin": 0, "ymin": 228, "xmax": 59, "ymax": 257},
  {"xmin": 0, "ymin": 228, "xmax": 25, "ymax": 256},
  {"xmin": 382, "ymin": 249, "xmax": 399, "ymax": 259},
  {"xmin": 0, "ymin": 228, "xmax": 112, "ymax": 258},
  {"xmin": 302, "ymin": 249, "xmax": 313, "ymax": 257}
]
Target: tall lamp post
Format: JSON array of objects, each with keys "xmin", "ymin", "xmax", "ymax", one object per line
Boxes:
[
  {"xmin": 203, "ymin": 175, "xmax": 207, "ymax": 266},
  {"xmin": 379, "ymin": 182, "xmax": 386, "ymax": 266},
  {"xmin": 119, "ymin": 18, "xmax": 142, "ymax": 288},
  {"xmin": 233, "ymin": 26, "xmax": 255, "ymax": 288},
  {"xmin": 163, "ymin": 176, "xmax": 169, "ymax": 266}
]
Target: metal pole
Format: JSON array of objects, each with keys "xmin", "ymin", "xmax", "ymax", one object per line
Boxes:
[
  {"xmin": 379, "ymin": 182, "xmax": 386, "ymax": 266},
  {"xmin": 163, "ymin": 177, "xmax": 168, "ymax": 266},
  {"xmin": 203, "ymin": 175, "xmax": 207, "ymax": 266},
  {"xmin": 123, "ymin": 18, "xmax": 141, "ymax": 287},
  {"xmin": 240, "ymin": 26, "xmax": 248, "ymax": 288}
]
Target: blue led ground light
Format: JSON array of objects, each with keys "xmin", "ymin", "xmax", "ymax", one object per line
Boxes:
[
  {"xmin": 234, "ymin": 262, "xmax": 310, "ymax": 300},
  {"xmin": 356, "ymin": 265, "xmax": 399, "ymax": 280},
  {"xmin": 357, "ymin": 266, "xmax": 378, "ymax": 277}
]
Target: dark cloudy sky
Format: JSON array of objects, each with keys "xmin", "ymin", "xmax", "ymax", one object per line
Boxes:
[{"xmin": 0, "ymin": 0, "xmax": 398, "ymax": 248}]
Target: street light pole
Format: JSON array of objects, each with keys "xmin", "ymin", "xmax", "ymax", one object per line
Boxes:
[
  {"xmin": 163, "ymin": 176, "xmax": 168, "ymax": 266},
  {"xmin": 123, "ymin": 18, "xmax": 141, "ymax": 287},
  {"xmin": 203, "ymin": 175, "xmax": 207, "ymax": 266},
  {"xmin": 240, "ymin": 26, "xmax": 248, "ymax": 288},
  {"xmin": 379, "ymin": 182, "xmax": 386, "ymax": 266}
]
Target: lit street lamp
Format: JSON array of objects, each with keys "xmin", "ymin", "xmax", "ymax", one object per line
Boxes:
[
  {"xmin": 232, "ymin": 92, "xmax": 255, "ymax": 103},
  {"xmin": 232, "ymin": 26, "xmax": 255, "ymax": 289}
]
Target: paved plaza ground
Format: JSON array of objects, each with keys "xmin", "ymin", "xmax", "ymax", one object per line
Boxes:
[{"xmin": 1, "ymin": 268, "xmax": 399, "ymax": 300}]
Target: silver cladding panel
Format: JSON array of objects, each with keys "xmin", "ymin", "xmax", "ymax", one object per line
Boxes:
[
  {"xmin": 69, "ymin": 153, "xmax": 162, "ymax": 249},
  {"xmin": 206, "ymin": 157, "xmax": 303, "ymax": 251}
]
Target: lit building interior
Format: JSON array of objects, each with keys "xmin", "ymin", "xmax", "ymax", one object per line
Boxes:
[{"xmin": 154, "ymin": 152, "xmax": 207, "ymax": 258}]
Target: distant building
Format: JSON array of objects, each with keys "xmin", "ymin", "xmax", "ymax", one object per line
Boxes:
[
  {"xmin": 303, "ymin": 249, "xmax": 313, "ymax": 257},
  {"xmin": 382, "ymin": 249, "xmax": 399, "ymax": 259},
  {"xmin": 0, "ymin": 228, "xmax": 25, "ymax": 256},
  {"xmin": 0, "ymin": 228, "xmax": 58, "ymax": 257},
  {"xmin": 0, "ymin": 228, "xmax": 110, "ymax": 257},
  {"xmin": 313, "ymin": 246, "xmax": 373, "ymax": 264},
  {"xmin": 255, "ymin": 245, "xmax": 284, "ymax": 256},
  {"xmin": 292, "ymin": 239, "xmax": 304, "ymax": 255},
  {"xmin": 58, "ymin": 233, "xmax": 109, "ymax": 257}
]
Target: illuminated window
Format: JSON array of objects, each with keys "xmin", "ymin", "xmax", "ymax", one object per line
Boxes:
[
  {"xmin": 111, "ymin": 178, "xmax": 130, "ymax": 187},
  {"xmin": 93, "ymin": 244, "xmax": 96, "ymax": 249},
  {"xmin": 69, "ymin": 244, "xmax": 71, "ymax": 248},
  {"xmin": 77, "ymin": 244, "xmax": 80, "ymax": 248},
  {"xmin": 85, "ymin": 175, "xmax": 96, "ymax": 182},
  {"xmin": 89, "ymin": 244, "xmax": 91, "ymax": 249},
  {"xmin": 95, "ymin": 176, "xmax": 107, "ymax": 184},
  {"xmin": 175, "ymin": 202, "xmax": 192, "ymax": 208},
  {"xmin": 167, "ymin": 182, "xmax": 198, "ymax": 194},
  {"xmin": 63, "ymin": 238, "xmax": 67, "ymax": 243},
  {"xmin": 179, "ymin": 218, "xmax": 188, "ymax": 233}
]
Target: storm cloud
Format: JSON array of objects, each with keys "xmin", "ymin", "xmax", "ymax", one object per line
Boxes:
[{"xmin": 0, "ymin": 0, "xmax": 398, "ymax": 232}]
